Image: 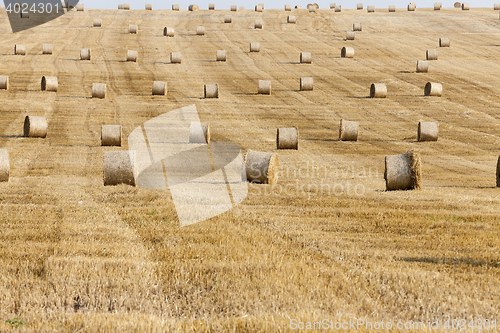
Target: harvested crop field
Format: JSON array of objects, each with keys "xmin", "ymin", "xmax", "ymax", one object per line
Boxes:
[{"xmin": 0, "ymin": 5, "xmax": 499, "ymax": 332}]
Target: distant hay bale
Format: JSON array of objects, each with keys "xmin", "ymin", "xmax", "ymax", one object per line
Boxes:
[
  {"xmin": 389, "ymin": 5, "xmax": 396, "ymax": 11},
  {"xmin": 170, "ymin": 52, "xmax": 181, "ymax": 64},
  {"xmin": 20, "ymin": 12, "xmax": 29, "ymax": 18},
  {"xmin": 341, "ymin": 46, "xmax": 354, "ymax": 58},
  {"xmin": 189, "ymin": 122, "xmax": 210, "ymax": 143},
  {"xmin": 255, "ymin": 5, "xmax": 263, "ymax": 11},
  {"xmin": 62, "ymin": 1, "xmax": 68, "ymax": 8},
  {"xmin": 224, "ymin": 15, "xmax": 232, "ymax": 23},
  {"xmin": 384, "ymin": 149, "xmax": 421, "ymax": 191},
  {"xmin": 118, "ymin": 4, "xmax": 123, "ymax": 9},
  {"xmin": 103, "ymin": 151, "xmax": 137, "ymax": 186},
  {"xmin": 424, "ymin": 82, "xmax": 442, "ymax": 96},
  {"xmin": 346, "ymin": 31, "xmax": 355, "ymax": 40},
  {"xmin": 42, "ymin": 44, "xmax": 53, "ymax": 54},
  {"xmin": 300, "ymin": 77, "xmax": 313, "ymax": 91},
  {"xmin": 417, "ymin": 121, "xmax": 438, "ymax": 142},
  {"xmin": 189, "ymin": 4, "xmax": 199, "ymax": 11},
  {"xmin": 259, "ymin": 3, "xmax": 265, "ymax": 9},
  {"xmin": 439, "ymin": 37, "xmax": 450, "ymax": 47},
  {"xmin": 231, "ymin": 4, "xmax": 237, "ymax": 11},
  {"xmin": 416, "ymin": 60, "xmax": 429, "ymax": 73},
  {"xmin": 339, "ymin": 119, "xmax": 359, "ymax": 141},
  {"xmin": 255, "ymin": 20, "xmax": 263, "ymax": 29},
  {"xmin": 370, "ymin": 83, "xmax": 387, "ymax": 98},
  {"xmin": 129, "ymin": 24, "xmax": 137, "ymax": 34},
  {"xmin": 367, "ymin": 5, "xmax": 375, "ymax": 12},
  {"xmin": 76, "ymin": 3, "xmax": 84, "ymax": 11},
  {"xmin": 164, "ymin": 27, "xmax": 174, "ymax": 37},
  {"xmin": 14, "ymin": 45, "xmax": 26, "ymax": 55},
  {"xmin": 407, "ymin": 3, "xmax": 415, "ymax": 10},
  {"xmin": 123, "ymin": 3, "xmax": 130, "ymax": 9},
  {"xmin": 353, "ymin": 23, "xmax": 362, "ymax": 31},
  {"xmin": 495, "ymin": 3, "xmax": 500, "ymax": 9},
  {"xmin": 0, "ymin": 75, "xmax": 9, "ymax": 90},
  {"xmin": 41, "ymin": 76, "xmax": 58, "ymax": 92},
  {"xmin": 250, "ymin": 42, "xmax": 260, "ymax": 52},
  {"xmin": 295, "ymin": 5, "xmax": 302, "ymax": 9},
  {"xmin": 216, "ymin": 50, "xmax": 227, "ymax": 62},
  {"xmin": 300, "ymin": 52, "xmax": 311, "ymax": 63},
  {"xmin": 204, "ymin": 84, "xmax": 219, "ymax": 98},
  {"xmin": 245, "ymin": 150, "xmax": 279, "ymax": 184},
  {"xmin": 208, "ymin": 3, "xmax": 215, "ymax": 10},
  {"xmin": 335, "ymin": 5, "xmax": 341, "ymax": 11},
  {"xmin": 152, "ymin": 81, "xmax": 167, "ymax": 95},
  {"xmin": 308, "ymin": 4, "xmax": 316, "ymax": 12},
  {"xmin": 357, "ymin": 3, "xmax": 363, "ymax": 9},
  {"xmin": 145, "ymin": 4, "xmax": 152, "ymax": 10},
  {"xmin": 258, "ymin": 80, "xmax": 271, "ymax": 95},
  {"xmin": 92, "ymin": 83, "xmax": 106, "ymax": 98},
  {"xmin": 23, "ymin": 116, "xmax": 47, "ymax": 138},
  {"xmin": 410, "ymin": 1, "xmax": 416, "ymax": 7},
  {"xmin": 454, "ymin": 1, "xmax": 461, "ymax": 7},
  {"xmin": 277, "ymin": 127, "xmax": 298, "ymax": 149},
  {"xmin": 434, "ymin": 2, "xmax": 440, "ymax": 10},
  {"xmin": 426, "ymin": 49, "xmax": 438, "ymax": 60},
  {"xmin": 172, "ymin": 4, "xmax": 179, "ymax": 10},
  {"xmin": 497, "ymin": 156, "xmax": 500, "ymax": 187},
  {"xmin": 127, "ymin": 50, "xmax": 138, "ymax": 62},
  {"xmin": 462, "ymin": 3, "xmax": 469, "ymax": 10},
  {"xmin": 330, "ymin": 3, "xmax": 336, "ymax": 9},
  {"xmin": 196, "ymin": 26, "xmax": 205, "ymax": 35},
  {"xmin": 80, "ymin": 48, "xmax": 91, "ymax": 60},
  {"xmin": 287, "ymin": 15, "xmax": 296, "ymax": 23},
  {"xmin": 285, "ymin": 4, "xmax": 291, "ymax": 10},
  {"xmin": 0, "ymin": 149, "xmax": 9, "ymax": 182},
  {"xmin": 101, "ymin": 125, "xmax": 122, "ymax": 146},
  {"xmin": 93, "ymin": 19, "xmax": 102, "ymax": 27}
]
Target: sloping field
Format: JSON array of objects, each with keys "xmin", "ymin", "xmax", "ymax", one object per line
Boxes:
[{"xmin": 0, "ymin": 5, "xmax": 499, "ymax": 332}]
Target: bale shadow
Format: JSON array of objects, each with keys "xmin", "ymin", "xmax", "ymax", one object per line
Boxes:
[
  {"xmin": 397, "ymin": 70, "xmax": 415, "ymax": 73},
  {"xmin": 0, "ymin": 135, "xmax": 24, "ymax": 138},
  {"xmin": 399, "ymin": 256, "xmax": 500, "ymax": 268}
]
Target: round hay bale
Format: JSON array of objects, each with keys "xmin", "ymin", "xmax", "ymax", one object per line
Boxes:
[
  {"xmin": 80, "ymin": 48, "xmax": 91, "ymax": 60},
  {"xmin": 14, "ymin": 45, "xmax": 26, "ymax": 55},
  {"xmin": 127, "ymin": 50, "xmax": 138, "ymax": 62},
  {"xmin": 341, "ymin": 46, "xmax": 354, "ymax": 58},
  {"xmin": 335, "ymin": 5, "xmax": 341, "ymax": 12},
  {"xmin": 23, "ymin": 116, "xmax": 47, "ymax": 138},
  {"xmin": 462, "ymin": 3, "xmax": 469, "ymax": 10},
  {"xmin": 189, "ymin": 4, "xmax": 199, "ymax": 11},
  {"xmin": 216, "ymin": 50, "xmax": 227, "ymax": 62},
  {"xmin": 20, "ymin": 10, "xmax": 28, "ymax": 17},
  {"xmin": 93, "ymin": 19, "xmax": 102, "ymax": 27},
  {"xmin": 123, "ymin": 3, "xmax": 130, "ymax": 9},
  {"xmin": 300, "ymin": 52, "xmax": 311, "ymax": 63},
  {"xmin": 259, "ymin": 2, "xmax": 265, "ymax": 9},
  {"xmin": 408, "ymin": 3, "xmax": 415, "ymax": 11},
  {"xmin": 285, "ymin": 4, "xmax": 291, "ymax": 10},
  {"xmin": 231, "ymin": 4, "xmax": 237, "ymax": 11},
  {"xmin": 103, "ymin": 151, "xmax": 137, "ymax": 186},
  {"xmin": 145, "ymin": 4, "xmax": 152, "ymax": 10},
  {"xmin": 295, "ymin": 5, "xmax": 302, "ymax": 9},
  {"xmin": 308, "ymin": 5, "xmax": 316, "ymax": 12},
  {"xmin": 497, "ymin": 156, "xmax": 500, "ymax": 187},
  {"xmin": 367, "ymin": 5, "xmax": 375, "ymax": 12},
  {"xmin": 495, "ymin": 3, "xmax": 500, "ymax": 10},
  {"xmin": 42, "ymin": 44, "xmax": 53, "ymax": 54},
  {"xmin": 417, "ymin": 121, "xmax": 438, "ymax": 142},
  {"xmin": 164, "ymin": 27, "xmax": 174, "ymax": 37},
  {"xmin": 255, "ymin": 20, "xmax": 263, "ymax": 29},
  {"xmin": 118, "ymin": 4, "xmax": 123, "ymax": 9},
  {"xmin": 0, "ymin": 75, "xmax": 9, "ymax": 90},
  {"xmin": 245, "ymin": 150, "xmax": 279, "ymax": 184},
  {"xmin": 370, "ymin": 83, "xmax": 387, "ymax": 98},
  {"xmin": 258, "ymin": 80, "xmax": 271, "ymax": 95},
  {"xmin": 224, "ymin": 15, "xmax": 232, "ymax": 23},
  {"xmin": 250, "ymin": 42, "xmax": 260, "ymax": 52},
  {"xmin": 339, "ymin": 119, "xmax": 358, "ymax": 141},
  {"xmin": 41, "ymin": 76, "xmax": 58, "ymax": 92},
  {"xmin": 330, "ymin": 3, "xmax": 336, "ymax": 9},
  {"xmin": 92, "ymin": 83, "xmax": 106, "ymax": 99},
  {"xmin": 454, "ymin": 1, "xmax": 461, "ymax": 7},
  {"xmin": 434, "ymin": 2, "xmax": 440, "ymax": 10},
  {"xmin": 76, "ymin": 3, "xmax": 84, "ymax": 11},
  {"xmin": 346, "ymin": 31, "xmax": 355, "ymax": 40},
  {"xmin": 129, "ymin": 24, "xmax": 137, "ymax": 34},
  {"xmin": 389, "ymin": 5, "xmax": 396, "ymax": 11},
  {"xmin": 384, "ymin": 149, "xmax": 421, "ymax": 191},
  {"xmin": 189, "ymin": 122, "xmax": 210, "ymax": 143},
  {"xmin": 357, "ymin": 3, "xmax": 363, "ymax": 9},
  {"xmin": 255, "ymin": 4, "xmax": 263, "ymax": 11},
  {"xmin": 196, "ymin": 26, "xmax": 205, "ymax": 35},
  {"xmin": 424, "ymin": 82, "xmax": 442, "ymax": 96},
  {"xmin": 287, "ymin": 15, "xmax": 296, "ymax": 23},
  {"xmin": 62, "ymin": 1, "xmax": 68, "ymax": 8},
  {"xmin": 439, "ymin": 37, "xmax": 450, "ymax": 47},
  {"xmin": 300, "ymin": 77, "xmax": 313, "ymax": 91},
  {"xmin": 170, "ymin": 52, "xmax": 181, "ymax": 64},
  {"xmin": 152, "ymin": 81, "xmax": 167, "ymax": 95},
  {"xmin": 0, "ymin": 149, "xmax": 9, "ymax": 182},
  {"xmin": 353, "ymin": 23, "xmax": 362, "ymax": 31},
  {"xmin": 277, "ymin": 127, "xmax": 298, "ymax": 149},
  {"xmin": 426, "ymin": 49, "xmax": 438, "ymax": 60},
  {"xmin": 313, "ymin": 3, "xmax": 319, "ymax": 9},
  {"xmin": 416, "ymin": 60, "xmax": 429, "ymax": 73},
  {"xmin": 172, "ymin": 4, "xmax": 179, "ymax": 10},
  {"xmin": 101, "ymin": 125, "xmax": 122, "ymax": 146},
  {"xmin": 208, "ymin": 3, "xmax": 215, "ymax": 10},
  {"xmin": 204, "ymin": 84, "xmax": 218, "ymax": 98}
]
